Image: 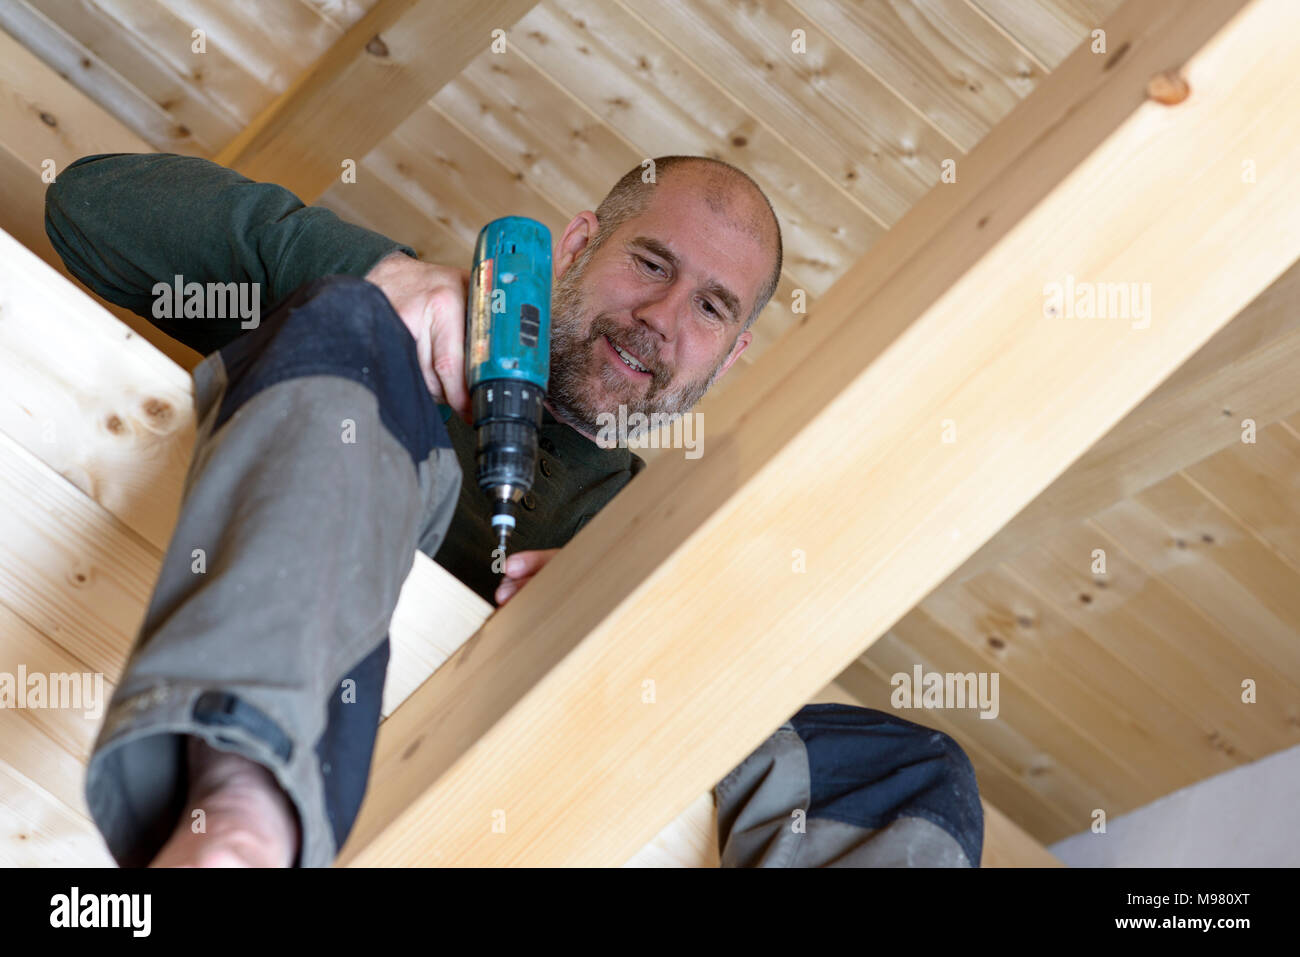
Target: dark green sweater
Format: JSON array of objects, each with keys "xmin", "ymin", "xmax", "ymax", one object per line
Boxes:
[{"xmin": 44, "ymin": 153, "xmax": 644, "ymax": 605}]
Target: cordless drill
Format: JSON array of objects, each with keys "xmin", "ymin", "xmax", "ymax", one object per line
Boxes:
[{"xmin": 461, "ymin": 216, "xmax": 553, "ymax": 569}]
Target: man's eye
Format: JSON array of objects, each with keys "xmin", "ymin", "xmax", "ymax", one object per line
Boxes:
[
  {"xmin": 700, "ymin": 299, "xmax": 719, "ymax": 317},
  {"xmin": 637, "ymin": 256, "xmax": 665, "ymax": 276}
]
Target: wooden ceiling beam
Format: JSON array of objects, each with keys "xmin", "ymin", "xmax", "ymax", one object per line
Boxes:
[
  {"xmin": 340, "ymin": 0, "xmax": 1300, "ymax": 865},
  {"xmin": 214, "ymin": 0, "xmax": 541, "ymax": 202}
]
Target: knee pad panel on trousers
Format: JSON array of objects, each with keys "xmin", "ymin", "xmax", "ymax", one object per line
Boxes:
[
  {"xmin": 214, "ymin": 274, "xmax": 451, "ymax": 466},
  {"xmin": 789, "ymin": 703, "xmax": 984, "ymax": 867}
]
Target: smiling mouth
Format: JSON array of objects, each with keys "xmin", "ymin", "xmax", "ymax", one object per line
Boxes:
[{"xmin": 603, "ymin": 335, "xmax": 652, "ymax": 377}]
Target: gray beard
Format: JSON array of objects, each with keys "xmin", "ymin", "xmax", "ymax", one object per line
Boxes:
[{"xmin": 545, "ymin": 249, "xmax": 725, "ymax": 438}]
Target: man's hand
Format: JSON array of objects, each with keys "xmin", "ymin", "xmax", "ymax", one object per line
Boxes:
[
  {"xmin": 495, "ymin": 548, "xmax": 561, "ymax": 606},
  {"xmin": 365, "ymin": 251, "xmax": 472, "ymax": 423}
]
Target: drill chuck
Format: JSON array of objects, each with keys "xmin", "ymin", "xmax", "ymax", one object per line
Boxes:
[
  {"xmin": 472, "ymin": 380, "xmax": 544, "ymax": 489},
  {"xmin": 473, "ymin": 380, "xmax": 544, "ymax": 558}
]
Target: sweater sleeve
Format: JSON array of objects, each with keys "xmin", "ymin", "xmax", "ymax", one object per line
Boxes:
[{"xmin": 44, "ymin": 152, "xmax": 416, "ymax": 355}]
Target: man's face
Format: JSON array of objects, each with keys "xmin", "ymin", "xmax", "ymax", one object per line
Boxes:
[{"xmin": 546, "ymin": 174, "xmax": 770, "ymax": 438}]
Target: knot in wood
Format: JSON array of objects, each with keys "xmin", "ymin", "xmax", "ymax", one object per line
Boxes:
[
  {"xmin": 1147, "ymin": 70, "xmax": 1189, "ymax": 105},
  {"xmin": 141, "ymin": 397, "xmax": 173, "ymax": 425}
]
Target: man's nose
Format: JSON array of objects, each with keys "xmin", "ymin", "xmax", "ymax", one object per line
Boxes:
[{"xmin": 633, "ymin": 283, "xmax": 688, "ymax": 341}]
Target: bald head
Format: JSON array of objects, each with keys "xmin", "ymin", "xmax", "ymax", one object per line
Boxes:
[{"xmin": 588, "ymin": 156, "xmax": 783, "ymax": 331}]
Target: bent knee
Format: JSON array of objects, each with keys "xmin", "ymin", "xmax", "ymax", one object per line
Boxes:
[{"xmin": 789, "ymin": 703, "xmax": 984, "ymax": 866}]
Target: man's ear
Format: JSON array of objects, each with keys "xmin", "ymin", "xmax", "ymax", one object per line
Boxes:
[
  {"xmin": 555, "ymin": 211, "xmax": 599, "ymax": 279},
  {"xmin": 714, "ymin": 329, "xmax": 753, "ymax": 381}
]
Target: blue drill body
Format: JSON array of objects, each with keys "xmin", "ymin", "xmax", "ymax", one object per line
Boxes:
[{"xmin": 462, "ymin": 216, "xmax": 553, "ymax": 567}]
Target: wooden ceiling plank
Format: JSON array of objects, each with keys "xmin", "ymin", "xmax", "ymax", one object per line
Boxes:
[
  {"xmin": 382, "ymin": 106, "xmax": 575, "ymax": 246},
  {"xmin": 614, "ymin": 0, "xmax": 954, "ymax": 222},
  {"xmin": 968, "ymin": 0, "xmax": 1122, "ymax": 68},
  {"xmin": 511, "ymin": 0, "xmax": 879, "ymax": 298},
  {"xmin": 90, "ymin": 0, "xmax": 274, "ymax": 128},
  {"xmin": 340, "ymin": 0, "xmax": 1298, "ymax": 866},
  {"xmin": 0, "ymin": 431, "xmax": 185, "ymax": 682},
  {"xmin": 317, "ymin": 164, "xmax": 474, "ymax": 267},
  {"xmin": 1011, "ymin": 523, "xmax": 1300, "ymax": 758},
  {"xmin": 792, "ymin": 0, "xmax": 1047, "ymax": 151},
  {"xmin": 213, "ymin": 0, "xmax": 541, "ymax": 202},
  {"xmin": 0, "ymin": 220, "xmax": 197, "ymax": 549},
  {"xmin": 915, "ymin": 577, "xmax": 1205, "ymax": 800},
  {"xmin": 0, "ymin": 1, "xmax": 201, "ymax": 155},
  {"xmin": 0, "ymin": 557, "xmax": 114, "ymax": 867},
  {"xmin": 943, "ymin": 565, "xmax": 1241, "ymax": 785},
  {"xmin": 153, "ymin": 0, "xmax": 345, "ymax": 88},
  {"xmin": 873, "ymin": 616, "xmax": 1131, "ymax": 826},
  {"xmin": 435, "ymin": 55, "xmax": 647, "ymax": 223},
  {"xmin": 979, "ymin": 798, "xmax": 1065, "ymax": 867},
  {"xmin": 1094, "ymin": 483, "xmax": 1300, "ymax": 681},
  {"xmin": 0, "ymin": 28, "xmax": 203, "ymax": 368},
  {"xmin": 0, "ymin": 28, "xmax": 152, "ymax": 174},
  {"xmin": 622, "ymin": 792, "xmax": 721, "ymax": 868},
  {"xmin": 0, "ymin": 598, "xmax": 117, "ymax": 813},
  {"xmin": 301, "ymin": 0, "xmax": 384, "ymax": 33},
  {"xmin": 25, "ymin": 0, "xmax": 247, "ymax": 150},
  {"xmin": 1183, "ymin": 424, "xmax": 1300, "ymax": 571},
  {"xmin": 945, "ymin": 256, "xmax": 1300, "ymax": 584}
]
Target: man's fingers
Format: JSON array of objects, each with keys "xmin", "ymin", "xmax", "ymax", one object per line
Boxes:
[
  {"xmin": 494, "ymin": 578, "xmax": 522, "ymax": 606},
  {"xmin": 413, "ymin": 320, "xmax": 444, "ymax": 404},
  {"xmin": 434, "ymin": 349, "xmax": 470, "ymax": 423},
  {"xmin": 494, "ymin": 548, "xmax": 563, "ymax": 606},
  {"xmin": 503, "ymin": 548, "xmax": 560, "ymax": 579},
  {"xmin": 429, "ymin": 286, "xmax": 470, "ymax": 422}
]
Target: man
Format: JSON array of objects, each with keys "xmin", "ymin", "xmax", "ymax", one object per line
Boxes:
[{"xmin": 45, "ymin": 153, "xmax": 983, "ymax": 868}]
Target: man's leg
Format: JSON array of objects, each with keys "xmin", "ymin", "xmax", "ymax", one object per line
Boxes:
[
  {"xmin": 714, "ymin": 703, "xmax": 984, "ymax": 867},
  {"xmin": 83, "ymin": 275, "xmax": 461, "ymax": 867}
]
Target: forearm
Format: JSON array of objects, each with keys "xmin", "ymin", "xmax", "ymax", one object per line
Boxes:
[{"xmin": 44, "ymin": 152, "xmax": 414, "ymax": 354}]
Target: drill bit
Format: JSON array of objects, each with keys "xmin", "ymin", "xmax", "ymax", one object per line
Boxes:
[
  {"xmin": 490, "ymin": 496, "xmax": 518, "ymax": 574},
  {"xmin": 496, "ymin": 523, "xmax": 511, "ymax": 571}
]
